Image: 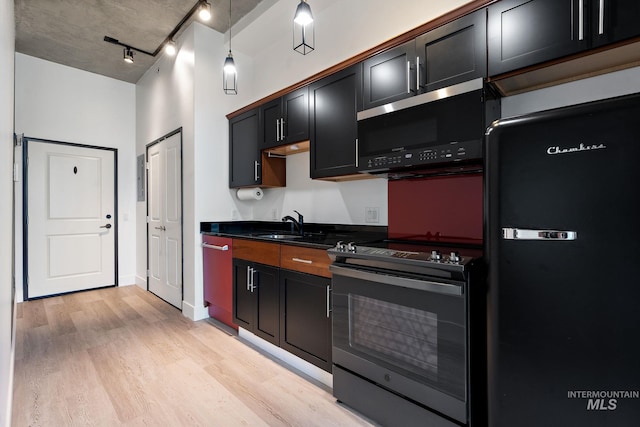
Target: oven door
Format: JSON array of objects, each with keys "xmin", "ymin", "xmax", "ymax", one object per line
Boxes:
[{"xmin": 331, "ymin": 263, "xmax": 467, "ymax": 424}]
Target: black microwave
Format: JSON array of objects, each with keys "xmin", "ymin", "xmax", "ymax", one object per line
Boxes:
[{"xmin": 356, "ymin": 78, "xmax": 500, "ymax": 174}]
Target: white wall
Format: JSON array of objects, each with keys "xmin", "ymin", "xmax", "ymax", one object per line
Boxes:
[
  {"xmin": 14, "ymin": 54, "xmax": 137, "ymax": 302},
  {"xmin": 501, "ymin": 66, "xmax": 640, "ymax": 117},
  {"xmin": 0, "ymin": 1, "xmax": 15, "ymax": 424}
]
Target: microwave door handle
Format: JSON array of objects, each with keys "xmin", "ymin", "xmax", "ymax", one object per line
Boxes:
[
  {"xmin": 406, "ymin": 60, "xmax": 411, "ymax": 94},
  {"xmin": 329, "ymin": 264, "xmax": 463, "ymax": 296},
  {"xmin": 502, "ymin": 228, "xmax": 578, "ymax": 240}
]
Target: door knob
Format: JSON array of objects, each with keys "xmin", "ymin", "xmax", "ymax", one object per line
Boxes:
[
  {"xmin": 100, "ymin": 224, "xmax": 112, "ymax": 229},
  {"xmin": 154, "ymin": 226, "xmax": 166, "ymax": 231}
]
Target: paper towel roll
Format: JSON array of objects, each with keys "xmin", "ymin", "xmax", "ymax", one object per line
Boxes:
[{"xmin": 236, "ymin": 187, "xmax": 264, "ymax": 201}]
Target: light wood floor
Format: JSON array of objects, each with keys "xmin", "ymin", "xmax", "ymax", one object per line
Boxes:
[{"xmin": 12, "ymin": 285, "xmax": 374, "ymax": 426}]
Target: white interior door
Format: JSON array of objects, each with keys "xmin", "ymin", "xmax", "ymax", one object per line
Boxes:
[
  {"xmin": 26, "ymin": 140, "xmax": 116, "ymax": 299},
  {"xmin": 147, "ymin": 131, "xmax": 182, "ymax": 308}
]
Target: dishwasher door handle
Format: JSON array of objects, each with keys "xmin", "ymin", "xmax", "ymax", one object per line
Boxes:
[
  {"xmin": 329, "ymin": 264, "xmax": 463, "ymax": 296},
  {"xmin": 202, "ymin": 243, "xmax": 229, "ymax": 251}
]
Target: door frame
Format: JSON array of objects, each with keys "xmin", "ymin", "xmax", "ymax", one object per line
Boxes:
[
  {"xmin": 145, "ymin": 128, "xmax": 184, "ymax": 304},
  {"xmin": 22, "ymin": 137, "xmax": 118, "ymax": 300}
]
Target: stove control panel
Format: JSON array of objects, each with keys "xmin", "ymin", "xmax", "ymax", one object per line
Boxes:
[{"xmin": 330, "ymin": 244, "xmax": 469, "ymax": 266}]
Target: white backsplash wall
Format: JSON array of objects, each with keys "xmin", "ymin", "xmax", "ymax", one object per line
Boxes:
[{"xmin": 248, "ymin": 152, "xmax": 388, "ymax": 225}]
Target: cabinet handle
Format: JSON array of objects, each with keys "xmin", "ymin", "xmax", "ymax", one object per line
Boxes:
[
  {"xmin": 355, "ymin": 139, "xmax": 359, "ymax": 168},
  {"xmin": 202, "ymin": 243, "xmax": 229, "ymax": 251},
  {"xmin": 280, "ymin": 118, "xmax": 285, "ymax": 141},
  {"xmin": 416, "ymin": 56, "xmax": 421, "ymax": 92},
  {"xmin": 406, "ymin": 60, "xmax": 411, "ymax": 94},
  {"xmin": 578, "ymin": 0, "xmax": 584, "ymax": 40},
  {"xmin": 292, "ymin": 257, "xmax": 313, "ymax": 264},
  {"xmin": 254, "ymin": 160, "xmax": 260, "ymax": 181},
  {"xmin": 326, "ymin": 285, "xmax": 331, "ymax": 318},
  {"xmin": 246, "ymin": 266, "xmax": 251, "ymax": 291},
  {"xmin": 276, "ymin": 119, "xmax": 280, "ymax": 141},
  {"xmin": 598, "ymin": 0, "xmax": 605, "ymax": 35}
]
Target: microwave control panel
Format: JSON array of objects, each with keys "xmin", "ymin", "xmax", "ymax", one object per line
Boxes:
[{"xmin": 359, "ymin": 140, "xmax": 482, "ymax": 173}]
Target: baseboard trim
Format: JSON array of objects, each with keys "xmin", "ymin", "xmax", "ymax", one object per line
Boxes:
[
  {"xmin": 238, "ymin": 327, "xmax": 333, "ymax": 389},
  {"xmin": 182, "ymin": 300, "xmax": 209, "ymax": 321}
]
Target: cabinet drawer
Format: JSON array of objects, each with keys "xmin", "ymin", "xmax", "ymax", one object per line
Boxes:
[
  {"xmin": 233, "ymin": 239, "xmax": 280, "ymax": 267},
  {"xmin": 280, "ymin": 245, "xmax": 331, "ymax": 278}
]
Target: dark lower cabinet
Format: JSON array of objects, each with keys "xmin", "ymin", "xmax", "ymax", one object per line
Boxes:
[
  {"xmin": 232, "ymin": 259, "xmax": 280, "ymax": 345},
  {"xmin": 279, "ymin": 270, "xmax": 332, "ymax": 372}
]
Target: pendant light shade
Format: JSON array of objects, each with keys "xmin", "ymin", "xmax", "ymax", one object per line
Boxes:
[
  {"xmin": 223, "ymin": 0, "xmax": 237, "ymax": 94},
  {"xmin": 293, "ymin": 1, "xmax": 314, "ymax": 55},
  {"xmin": 123, "ymin": 47, "xmax": 134, "ymax": 63}
]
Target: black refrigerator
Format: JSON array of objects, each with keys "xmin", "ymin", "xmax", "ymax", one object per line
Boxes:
[{"xmin": 485, "ymin": 93, "xmax": 640, "ymax": 427}]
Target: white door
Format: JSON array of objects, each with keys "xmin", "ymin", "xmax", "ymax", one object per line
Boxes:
[
  {"xmin": 26, "ymin": 140, "xmax": 116, "ymax": 298},
  {"xmin": 147, "ymin": 131, "xmax": 182, "ymax": 308}
]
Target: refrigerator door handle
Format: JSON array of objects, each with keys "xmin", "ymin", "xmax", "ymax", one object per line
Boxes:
[{"xmin": 502, "ymin": 228, "xmax": 578, "ymax": 241}]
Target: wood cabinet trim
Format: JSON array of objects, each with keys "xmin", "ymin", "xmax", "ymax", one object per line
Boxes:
[
  {"xmin": 226, "ymin": 0, "xmax": 495, "ymax": 120},
  {"xmin": 280, "ymin": 245, "xmax": 332, "ymax": 278},
  {"xmin": 233, "ymin": 239, "xmax": 281, "ymax": 267}
]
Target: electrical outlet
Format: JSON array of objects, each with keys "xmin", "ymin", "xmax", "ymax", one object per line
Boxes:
[
  {"xmin": 365, "ymin": 207, "xmax": 380, "ymax": 223},
  {"xmin": 232, "ymin": 210, "xmax": 239, "ymax": 220}
]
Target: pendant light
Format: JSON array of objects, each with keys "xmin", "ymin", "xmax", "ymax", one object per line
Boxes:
[
  {"xmin": 293, "ymin": 0, "xmax": 314, "ymax": 55},
  {"xmin": 223, "ymin": 0, "xmax": 237, "ymax": 95}
]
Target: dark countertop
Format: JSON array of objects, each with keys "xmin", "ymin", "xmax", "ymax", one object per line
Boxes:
[{"xmin": 201, "ymin": 221, "xmax": 387, "ymax": 249}]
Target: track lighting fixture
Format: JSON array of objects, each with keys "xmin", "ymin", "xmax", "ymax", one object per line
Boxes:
[
  {"xmin": 223, "ymin": 0, "xmax": 237, "ymax": 94},
  {"xmin": 293, "ymin": 0, "xmax": 314, "ymax": 55},
  {"xmin": 199, "ymin": 1, "xmax": 212, "ymax": 21},
  {"xmin": 123, "ymin": 47, "xmax": 134, "ymax": 63},
  {"xmin": 105, "ymin": 0, "xmax": 215, "ymax": 65},
  {"xmin": 165, "ymin": 40, "xmax": 177, "ymax": 56}
]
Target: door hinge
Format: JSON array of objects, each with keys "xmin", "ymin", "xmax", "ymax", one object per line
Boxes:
[
  {"xmin": 13, "ymin": 163, "xmax": 19, "ymax": 182},
  {"xmin": 146, "ymin": 162, "xmax": 150, "ymax": 170},
  {"xmin": 14, "ymin": 133, "xmax": 23, "ymax": 147},
  {"xmin": 146, "ymin": 269, "xmax": 150, "ymax": 276},
  {"xmin": 146, "ymin": 216, "xmax": 150, "ymax": 223}
]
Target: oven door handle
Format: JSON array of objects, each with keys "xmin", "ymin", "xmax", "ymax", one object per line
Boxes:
[{"xmin": 329, "ymin": 265, "xmax": 463, "ymax": 296}]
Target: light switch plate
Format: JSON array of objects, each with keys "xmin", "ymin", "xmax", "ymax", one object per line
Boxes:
[{"xmin": 365, "ymin": 207, "xmax": 380, "ymax": 223}]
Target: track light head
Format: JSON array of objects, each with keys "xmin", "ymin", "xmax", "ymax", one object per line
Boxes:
[
  {"xmin": 165, "ymin": 40, "xmax": 177, "ymax": 56},
  {"xmin": 199, "ymin": 1, "xmax": 212, "ymax": 21},
  {"xmin": 123, "ymin": 47, "xmax": 134, "ymax": 63}
]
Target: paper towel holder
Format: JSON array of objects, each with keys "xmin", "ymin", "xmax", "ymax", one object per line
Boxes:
[{"xmin": 236, "ymin": 187, "xmax": 264, "ymax": 201}]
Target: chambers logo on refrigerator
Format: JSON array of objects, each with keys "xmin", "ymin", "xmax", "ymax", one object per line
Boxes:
[
  {"xmin": 567, "ymin": 390, "xmax": 639, "ymax": 411},
  {"xmin": 546, "ymin": 143, "xmax": 607, "ymax": 155}
]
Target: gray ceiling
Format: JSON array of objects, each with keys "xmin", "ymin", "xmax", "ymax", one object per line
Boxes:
[{"xmin": 15, "ymin": 0, "xmax": 265, "ymax": 83}]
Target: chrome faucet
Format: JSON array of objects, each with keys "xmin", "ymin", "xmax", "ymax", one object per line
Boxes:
[{"xmin": 282, "ymin": 210, "xmax": 304, "ymax": 235}]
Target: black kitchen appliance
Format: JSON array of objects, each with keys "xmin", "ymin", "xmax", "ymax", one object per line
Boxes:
[
  {"xmin": 485, "ymin": 93, "xmax": 640, "ymax": 426},
  {"xmin": 329, "ymin": 241, "xmax": 485, "ymax": 426},
  {"xmin": 356, "ymin": 78, "xmax": 499, "ymax": 174}
]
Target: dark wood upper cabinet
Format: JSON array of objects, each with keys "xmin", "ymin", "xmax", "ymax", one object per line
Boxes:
[
  {"xmin": 590, "ymin": 0, "xmax": 640, "ymax": 47},
  {"xmin": 260, "ymin": 87, "xmax": 309, "ymax": 149},
  {"xmin": 362, "ymin": 41, "xmax": 416, "ymax": 110},
  {"xmin": 229, "ymin": 108, "xmax": 260, "ymax": 188},
  {"xmin": 488, "ymin": 0, "xmax": 640, "ymax": 76},
  {"xmin": 309, "ymin": 64, "xmax": 362, "ymax": 179},
  {"xmin": 416, "ymin": 9, "xmax": 487, "ymax": 92}
]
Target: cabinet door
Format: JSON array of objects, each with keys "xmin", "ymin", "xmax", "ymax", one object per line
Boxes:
[
  {"xmin": 279, "ymin": 270, "xmax": 332, "ymax": 372},
  {"xmin": 416, "ymin": 9, "xmax": 487, "ymax": 93},
  {"xmin": 253, "ymin": 264, "xmax": 280, "ymax": 345},
  {"xmin": 232, "ymin": 259, "xmax": 254, "ymax": 330},
  {"xmin": 203, "ymin": 235, "xmax": 235, "ymax": 329},
  {"xmin": 229, "ymin": 109, "xmax": 260, "ymax": 188},
  {"xmin": 309, "ymin": 64, "xmax": 362, "ymax": 179},
  {"xmin": 260, "ymin": 99, "xmax": 282, "ymax": 149},
  {"xmin": 283, "ymin": 87, "xmax": 309, "ymax": 144},
  {"xmin": 488, "ymin": 0, "xmax": 587, "ymax": 76},
  {"xmin": 591, "ymin": 0, "xmax": 640, "ymax": 47},
  {"xmin": 362, "ymin": 41, "xmax": 416, "ymax": 109}
]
